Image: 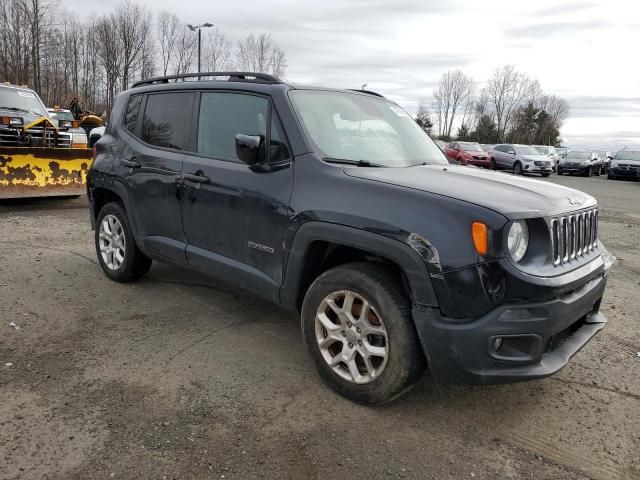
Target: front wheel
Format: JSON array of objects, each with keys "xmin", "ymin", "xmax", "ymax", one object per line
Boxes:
[
  {"xmin": 513, "ymin": 162, "xmax": 523, "ymax": 175},
  {"xmin": 301, "ymin": 263, "xmax": 426, "ymax": 404},
  {"xmin": 490, "ymin": 158, "xmax": 497, "ymax": 170},
  {"xmin": 541, "ymin": 172, "xmax": 551, "ymax": 177},
  {"xmin": 95, "ymin": 202, "xmax": 152, "ymax": 282}
]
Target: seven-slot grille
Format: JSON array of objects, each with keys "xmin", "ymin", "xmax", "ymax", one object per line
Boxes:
[{"xmin": 550, "ymin": 208, "xmax": 598, "ymax": 266}]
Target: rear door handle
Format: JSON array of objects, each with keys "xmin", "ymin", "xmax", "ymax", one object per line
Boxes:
[
  {"xmin": 183, "ymin": 171, "xmax": 210, "ymax": 184},
  {"xmin": 121, "ymin": 157, "xmax": 141, "ymax": 168}
]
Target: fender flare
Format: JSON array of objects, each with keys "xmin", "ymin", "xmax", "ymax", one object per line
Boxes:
[{"xmin": 279, "ymin": 221, "xmax": 439, "ymax": 311}]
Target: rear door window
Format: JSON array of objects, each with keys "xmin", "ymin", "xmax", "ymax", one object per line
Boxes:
[
  {"xmin": 123, "ymin": 94, "xmax": 142, "ymax": 133},
  {"xmin": 141, "ymin": 92, "xmax": 195, "ymax": 150}
]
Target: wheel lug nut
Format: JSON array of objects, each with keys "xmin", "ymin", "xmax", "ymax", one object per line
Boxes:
[
  {"xmin": 347, "ymin": 322, "xmax": 352, "ymax": 328},
  {"xmin": 356, "ymin": 327, "xmax": 361, "ymax": 333},
  {"xmin": 358, "ymin": 340, "xmax": 362, "ymax": 346},
  {"xmin": 348, "ymin": 343, "xmax": 353, "ymax": 348},
  {"xmin": 341, "ymin": 331, "xmax": 346, "ymax": 337}
]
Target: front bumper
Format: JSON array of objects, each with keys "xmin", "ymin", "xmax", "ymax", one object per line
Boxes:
[
  {"xmin": 609, "ymin": 167, "xmax": 640, "ymax": 179},
  {"xmin": 413, "ymin": 271, "xmax": 608, "ymax": 385},
  {"xmin": 524, "ymin": 163, "xmax": 552, "ymax": 174},
  {"xmin": 558, "ymin": 164, "xmax": 590, "ymax": 174}
]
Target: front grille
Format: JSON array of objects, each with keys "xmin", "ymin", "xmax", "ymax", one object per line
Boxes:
[
  {"xmin": 550, "ymin": 208, "xmax": 598, "ymax": 266},
  {"xmin": 472, "ymin": 155, "xmax": 487, "ymax": 160},
  {"xmin": 0, "ymin": 126, "xmax": 71, "ymax": 148},
  {"xmin": 618, "ymin": 164, "xmax": 639, "ymax": 171},
  {"xmin": 534, "ymin": 160, "xmax": 550, "ymax": 167}
]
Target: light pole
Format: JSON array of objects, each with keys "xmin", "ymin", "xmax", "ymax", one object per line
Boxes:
[
  {"xmin": 361, "ymin": 83, "xmax": 368, "ymax": 91},
  {"xmin": 187, "ymin": 22, "xmax": 214, "ymax": 75}
]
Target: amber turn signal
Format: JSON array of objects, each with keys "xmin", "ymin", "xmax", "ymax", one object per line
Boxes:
[{"xmin": 472, "ymin": 222, "xmax": 488, "ymax": 255}]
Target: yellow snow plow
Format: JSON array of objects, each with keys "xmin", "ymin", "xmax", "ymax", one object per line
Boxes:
[{"xmin": 0, "ymin": 96, "xmax": 92, "ymax": 199}]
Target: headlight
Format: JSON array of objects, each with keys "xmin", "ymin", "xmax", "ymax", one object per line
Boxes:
[
  {"xmin": 610, "ymin": 161, "xmax": 619, "ymax": 168},
  {"xmin": 507, "ymin": 220, "xmax": 529, "ymax": 262},
  {"xmin": 71, "ymin": 132, "xmax": 88, "ymax": 148},
  {"xmin": 1, "ymin": 116, "xmax": 23, "ymax": 126},
  {"xmin": 60, "ymin": 120, "xmax": 73, "ymax": 128},
  {"xmin": 582, "ymin": 160, "xmax": 590, "ymax": 165}
]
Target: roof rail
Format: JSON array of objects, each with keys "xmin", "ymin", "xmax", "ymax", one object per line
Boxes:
[
  {"xmin": 132, "ymin": 72, "xmax": 283, "ymax": 88},
  {"xmin": 347, "ymin": 88, "xmax": 385, "ymax": 98}
]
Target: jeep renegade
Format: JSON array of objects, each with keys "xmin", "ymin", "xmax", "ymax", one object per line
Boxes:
[{"xmin": 87, "ymin": 72, "xmax": 613, "ymax": 404}]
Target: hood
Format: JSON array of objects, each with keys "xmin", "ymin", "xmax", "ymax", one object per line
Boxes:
[
  {"xmin": 344, "ymin": 164, "xmax": 596, "ymax": 219},
  {"xmin": 464, "ymin": 150, "xmax": 487, "ymax": 155},
  {"xmin": 0, "ymin": 108, "xmax": 49, "ymax": 127},
  {"xmin": 521, "ymin": 154, "xmax": 549, "ymax": 161}
]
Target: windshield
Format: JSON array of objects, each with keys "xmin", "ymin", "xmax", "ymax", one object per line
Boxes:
[
  {"xmin": 514, "ymin": 145, "xmax": 541, "ymax": 155},
  {"xmin": 0, "ymin": 87, "xmax": 48, "ymax": 117},
  {"xmin": 289, "ymin": 90, "xmax": 448, "ymax": 167},
  {"xmin": 49, "ymin": 111, "xmax": 75, "ymax": 121},
  {"xmin": 534, "ymin": 146, "xmax": 550, "ymax": 154},
  {"xmin": 458, "ymin": 142, "xmax": 482, "ymax": 151},
  {"xmin": 614, "ymin": 150, "xmax": 640, "ymax": 161},
  {"xmin": 566, "ymin": 151, "xmax": 592, "ymax": 160}
]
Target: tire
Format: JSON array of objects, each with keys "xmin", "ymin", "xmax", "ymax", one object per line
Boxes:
[
  {"xmin": 490, "ymin": 158, "xmax": 497, "ymax": 170},
  {"xmin": 541, "ymin": 173, "xmax": 551, "ymax": 177},
  {"xmin": 584, "ymin": 167, "xmax": 592, "ymax": 177},
  {"xmin": 557, "ymin": 169, "xmax": 563, "ymax": 175},
  {"xmin": 95, "ymin": 201, "xmax": 152, "ymax": 282},
  {"xmin": 301, "ymin": 262, "xmax": 425, "ymax": 404},
  {"xmin": 513, "ymin": 162, "xmax": 523, "ymax": 175}
]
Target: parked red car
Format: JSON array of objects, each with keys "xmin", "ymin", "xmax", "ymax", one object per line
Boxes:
[{"xmin": 444, "ymin": 142, "xmax": 491, "ymax": 168}]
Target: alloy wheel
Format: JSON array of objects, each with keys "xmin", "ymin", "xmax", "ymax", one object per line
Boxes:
[
  {"xmin": 99, "ymin": 214, "xmax": 126, "ymax": 270},
  {"xmin": 314, "ymin": 290, "xmax": 389, "ymax": 384}
]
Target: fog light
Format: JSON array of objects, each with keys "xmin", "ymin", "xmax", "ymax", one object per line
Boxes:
[{"xmin": 493, "ymin": 337, "xmax": 503, "ymax": 351}]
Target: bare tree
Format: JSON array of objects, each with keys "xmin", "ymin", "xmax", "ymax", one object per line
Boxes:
[
  {"xmin": 156, "ymin": 10, "xmax": 179, "ymax": 76},
  {"xmin": 95, "ymin": 13, "xmax": 122, "ymax": 111},
  {"xmin": 173, "ymin": 25, "xmax": 197, "ymax": 75},
  {"xmin": 432, "ymin": 70, "xmax": 475, "ymax": 138},
  {"xmin": 202, "ymin": 28, "xmax": 234, "ymax": 72},
  {"xmin": 115, "ymin": 0, "xmax": 151, "ymax": 90},
  {"xmin": 486, "ymin": 65, "xmax": 537, "ymax": 142},
  {"xmin": 236, "ymin": 33, "xmax": 287, "ymax": 77}
]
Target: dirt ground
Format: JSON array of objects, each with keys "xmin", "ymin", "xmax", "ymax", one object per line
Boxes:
[{"xmin": 1, "ymin": 174, "xmax": 638, "ymax": 480}]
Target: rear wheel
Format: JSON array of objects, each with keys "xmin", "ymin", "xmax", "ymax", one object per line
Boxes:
[
  {"xmin": 95, "ymin": 202, "xmax": 152, "ymax": 282},
  {"xmin": 301, "ymin": 263, "xmax": 425, "ymax": 404},
  {"xmin": 513, "ymin": 162, "xmax": 523, "ymax": 175}
]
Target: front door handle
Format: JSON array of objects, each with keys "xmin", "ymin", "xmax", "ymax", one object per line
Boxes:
[
  {"xmin": 121, "ymin": 157, "xmax": 141, "ymax": 168},
  {"xmin": 183, "ymin": 171, "xmax": 210, "ymax": 184}
]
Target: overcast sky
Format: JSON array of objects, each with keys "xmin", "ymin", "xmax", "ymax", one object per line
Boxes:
[{"xmin": 69, "ymin": 0, "xmax": 639, "ymax": 149}]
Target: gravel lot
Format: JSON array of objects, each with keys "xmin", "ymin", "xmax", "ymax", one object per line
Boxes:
[{"xmin": 1, "ymin": 174, "xmax": 638, "ymax": 480}]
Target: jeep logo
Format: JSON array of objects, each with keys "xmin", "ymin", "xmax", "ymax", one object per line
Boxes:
[{"xmin": 567, "ymin": 197, "xmax": 583, "ymax": 206}]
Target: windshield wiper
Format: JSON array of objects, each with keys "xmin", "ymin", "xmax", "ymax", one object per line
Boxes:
[{"xmin": 324, "ymin": 158, "xmax": 384, "ymax": 167}]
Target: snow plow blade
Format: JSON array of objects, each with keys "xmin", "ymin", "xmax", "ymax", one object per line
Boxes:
[{"xmin": 0, "ymin": 147, "xmax": 92, "ymax": 199}]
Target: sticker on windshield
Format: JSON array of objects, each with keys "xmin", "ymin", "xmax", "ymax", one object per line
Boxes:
[
  {"xmin": 17, "ymin": 91, "xmax": 36, "ymax": 98},
  {"xmin": 389, "ymin": 105, "xmax": 409, "ymax": 117}
]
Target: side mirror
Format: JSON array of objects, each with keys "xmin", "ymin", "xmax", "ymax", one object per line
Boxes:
[
  {"xmin": 508, "ymin": 150, "xmax": 516, "ymax": 155},
  {"xmin": 235, "ymin": 134, "xmax": 263, "ymax": 166}
]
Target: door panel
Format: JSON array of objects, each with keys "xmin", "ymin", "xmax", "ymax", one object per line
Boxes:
[
  {"xmin": 181, "ymin": 92, "xmax": 293, "ymax": 300},
  {"xmin": 119, "ymin": 91, "xmax": 195, "ymax": 263}
]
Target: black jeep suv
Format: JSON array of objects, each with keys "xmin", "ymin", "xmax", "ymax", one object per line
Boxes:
[{"xmin": 88, "ymin": 72, "xmax": 613, "ymax": 404}]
